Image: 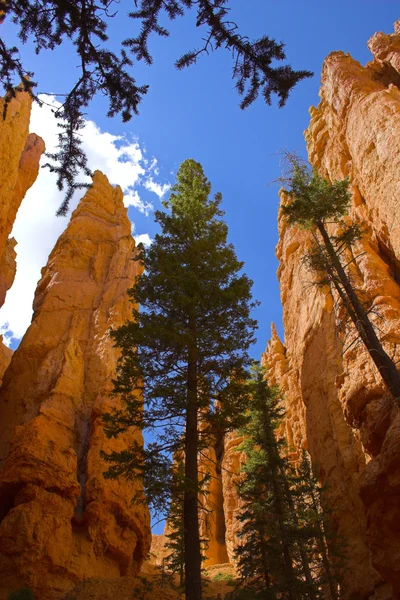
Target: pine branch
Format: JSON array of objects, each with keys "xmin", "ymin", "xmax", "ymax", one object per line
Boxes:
[{"xmin": 1, "ymin": 0, "xmax": 312, "ymax": 213}]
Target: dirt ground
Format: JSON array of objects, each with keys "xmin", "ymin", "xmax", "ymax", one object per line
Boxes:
[{"xmin": 64, "ymin": 562, "xmax": 237, "ymax": 600}]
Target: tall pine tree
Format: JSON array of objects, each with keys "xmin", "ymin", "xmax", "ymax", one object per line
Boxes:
[
  {"xmin": 294, "ymin": 452, "xmax": 343, "ymax": 600},
  {"xmin": 281, "ymin": 158, "xmax": 400, "ymax": 403},
  {"xmin": 235, "ymin": 365, "xmax": 327, "ymax": 600},
  {"xmin": 103, "ymin": 159, "xmax": 257, "ymax": 600}
]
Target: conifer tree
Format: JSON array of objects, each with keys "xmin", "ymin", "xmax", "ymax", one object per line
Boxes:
[
  {"xmin": 281, "ymin": 160, "xmax": 400, "ymax": 403},
  {"xmin": 0, "ymin": 1, "xmax": 312, "ymax": 213},
  {"xmin": 165, "ymin": 458, "xmax": 185, "ymax": 587},
  {"xmin": 102, "ymin": 158, "xmax": 257, "ymax": 600},
  {"xmin": 294, "ymin": 452, "xmax": 342, "ymax": 600},
  {"xmin": 234, "ymin": 365, "xmax": 319, "ymax": 600}
]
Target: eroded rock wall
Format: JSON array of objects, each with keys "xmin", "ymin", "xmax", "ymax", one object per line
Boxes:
[
  {"xmin": 220, "ymin": 431, "xmax": 244, "ymax": 565},
  {"xmin": 264, "ymin": 20, "xmax": 400, "ymax": 598},
  {"xmin": 0, "ymin": 90, "xmax": 45, "ymax": 307},
  {"xmin": 199, "ymin": 436, "xmax": 229, "ymax": 567},
  {"xmin": 0, "ymin": 89, "xmax": 44, "ymax": 384},
  {"xmin": 0, "ymin": 171, "xmax": 151, "ymax": 600}
]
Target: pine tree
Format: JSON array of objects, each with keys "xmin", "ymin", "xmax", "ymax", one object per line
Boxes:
[
  {"xmin": 102, "ymin": 159, "xmax": 257, "ymax": 600},
  {"xmin": 165, "ymin": 458, "xmax": 185, "ymax": 587},
  {"xmin": 0, "ymin": 1, "xmax": 312, "ymax": 213},
  {"xmin": 281, "ymin": 159, "xmax": 400, "ymax": 403},
  {"xmin": 294, "ymin": 452, "xmax": 343, "ymax": 600},
  {"xmin": 234, "ymin": 365, "xmax": 319, "ymax": 600}
]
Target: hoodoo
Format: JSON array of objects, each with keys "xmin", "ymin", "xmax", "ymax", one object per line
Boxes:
[
  {"xmin": 0, "ymin": 171, "xmax": 151, "ymax": 600},
  {"xmin": 263, "ymin": 20, "xmax": 400, "ymax": 599},
  {"xmin": 0, "ymin": 89, "xmax": 45, "ymax": 382}
]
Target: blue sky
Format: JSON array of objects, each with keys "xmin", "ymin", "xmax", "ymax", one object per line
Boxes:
[
  {"xmin": 1, "ymin": 1, "xmax": 399, "ymax": 357},
  {"xmin": 1, "ymin": 0, "xmax": 399, "ymax": 535}
]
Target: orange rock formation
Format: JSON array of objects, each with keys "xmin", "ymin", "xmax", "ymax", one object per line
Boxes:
[
  {"xmin": 0, "ymin": 89, "xmax": 45, "ymax": 384},
  {"xmin": 0, "ymin": 171, "xmax": 151, "ymax": 600},
  {"xmin": 0, "ymin": 89, "xmax": 45, "ymax": 308},
  {"xmin": 199, "ymin": 437, "xmax": 229, "ymax": 567},
  {"xmin": 220, "ymin": 431, "xmax": 244, "ymax": 565},
  {"xmin": 264, "ymin": 20, "xmax": 400, "ymax": 599}
]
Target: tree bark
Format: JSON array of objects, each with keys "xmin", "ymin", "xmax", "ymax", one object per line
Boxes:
[
  {"xmin": 271, "ymin": 475, "xmax": 297, "ymax": 600},
  {"xmin": 266, "ymin": 426, "xmax": 297, "ymax": 600},
  {"xmin": 184, "ymin": 314, "xmax": 202, "ymax": 600},
  {"xmin": 310, "ymin": 490, "xmax": 338, "ymax": 600},
  {"xmin": 318, "ymin": 222, "xmax": 400, "ymax": 401},
  {"xmin": 281, "ymin": 472, "xmax": 317, "ymax": 600}
]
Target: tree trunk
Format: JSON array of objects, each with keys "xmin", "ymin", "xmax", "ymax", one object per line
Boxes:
[
  {"xmin": 310, "ymin": 490, "xmax": 338, "ymax": 600},
  {"xmin": 260, "ymin": 529, "xmax": 271, "ymax": 591},
  {"xmin": 266, "ymin": 428, "xmax": 297, "ymax": 600},
  {"xmin": 271, "ymin": 475, "xmax": 297, "ymax": 600},
  {"xmin": 184, "ymin": 317, "xmax": 202, "ymax": 600},
  {"xmin": 318, "ymin": 222, "xmax": 400, "ymax": 401},
  {"xmin": 281, "ymin": 473, "xmax": 317, "ymax": 600}
]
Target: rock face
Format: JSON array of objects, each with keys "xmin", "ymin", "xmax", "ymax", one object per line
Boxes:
[
  {"xmin": 157, "ymin": 438, "xmax": 230, "ymax": 570},
  {"xmin": 199, "ymin": 436, "xmax": 229, "ymax": 567},
  {"xmin": 264, "ymin": 21, "xmax": 400, "ymax": 599},
  {"xmin": 0, "ymin": 171, "xmax": 151, "ymax": 600},
  {"xmin": 0, "ymin": 90, "xmax": 45, "ymax": 308},
  {"xmin": 0, "ymin": 337, "xmax": 12, "ymax": 388},
  {"xmin": 220, "ymin": 431, "xmax": 244, "ymax": 565},
  {"xmin": 0, "ymin": 89, "xmax": 45, "ymax": 385}
]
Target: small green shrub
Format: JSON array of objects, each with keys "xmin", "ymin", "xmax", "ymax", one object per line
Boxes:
[
  {"xmin": 7, "ymin": 588, "xmax": 35, "ymax": 600},
  {"xmin": 211, "ymin": 571, "xmax": 235, "ymax": 584}
]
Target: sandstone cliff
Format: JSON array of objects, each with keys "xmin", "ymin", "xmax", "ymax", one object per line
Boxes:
[
  {"xmin": 220, "ymin": 430, "xmax": 244, "ymax": 565},
  {"xmin": 156, "ymin": 437, "xmax": 230, "ymax": 570},
  {"xmin": 0, "ymin": 90, "xmax": 45, "ymax": 308},
  {"xmin": 199, "ymin": 436, "xmax": 229, "ymax": 567},
  {"xmin": 0, "ymin": 89, "xmax": 45, "ymax": 384},
  {"xmin": 263, "ymin": 20, "xmax": 400, "ymax": 599},
  {"xmin": 0, "ymin": 171, "xmax": 151, "ymax": 600}
]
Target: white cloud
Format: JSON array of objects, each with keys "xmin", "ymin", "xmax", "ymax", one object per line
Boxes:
[
  {"xmin": 0, "ymin": 94, "xmax": 169, "ymax": 343},
  {"xmin": 143, "ymin": 178, "xmax": 171, "ymax": 199},
  {"xmin": 0, "ymin": 324, "xmax": 13, "ymax": 347},
  {"xmin": 123, "ymin": 189, "xmax": 153, "ymax": 215},
  {"xmin": 134, "ymin": 233, "xmax": 153, "ymax": 247}
]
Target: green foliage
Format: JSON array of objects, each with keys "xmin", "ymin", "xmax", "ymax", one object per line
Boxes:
[
  {"xmin": 164, "ymin": 458, "xmax": 185, "ymax": 585},
  {"xmin": 235, "ymin": 365, "xmax": 342, "ymax": 599},
  {"xmin": 281, "ymin": 162, "xmax": 352, "ymax": 229},
  {"xmin": 7, "ymin": 589, "xmax": 35, "ymax": 600},
  {"xmin": 103, "ymin": 158, "xmax": 258, "ymax": 598},
  {"xmin": 294, "ymin": 452, "xmax": 344, "ymax": 599},
  {"xmin": 301, "ymin": 223, "xmax": 363, "ymax": 287},
  {"xmin": 281, "ymin": 156, "xmax": 400, "ymax": 404},
  {"xmin": 1, "ymin": 2, "xmax": 311, "ymax": 214},
  {"xmin": 210, "ymin": 571, "xmax": 235, "ymax": 584},
  {"xmin": 280, "ymin": 158, "xmax": 363, "ymax": 289},
  {"xmin": 103, "ymin": 158, "xmax": 257, "ymax": 510},
  {"xmin": 235, "ymin": 365, "xmax": 308, "ymax": 599}
]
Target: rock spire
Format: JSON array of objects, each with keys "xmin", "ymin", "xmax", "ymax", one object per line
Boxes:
[
  {"xmin": 265, "ymin": 20, "xmax": 400, "ymax": 598},
  {"xmin": 0, "ymin": 171, "xmax": 151, "ymax": 600},
  {"xmin": 0, "ymin": 89, "xmax": 45, "ymax": 382}
]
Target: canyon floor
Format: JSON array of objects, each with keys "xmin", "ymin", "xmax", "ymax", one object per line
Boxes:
[{"xmin": 63, "ymin": 563, "xmax": 237, "ymax": 600}]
